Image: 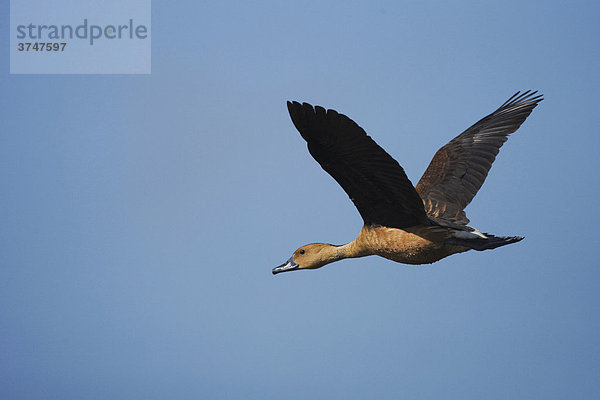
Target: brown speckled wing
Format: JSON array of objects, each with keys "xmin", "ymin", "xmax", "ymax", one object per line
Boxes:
[
  {"xmin": 287, "ymin": 101, "xmax": 428, "ymax": 229},
  {"xmin": 415, "ymin": 91, "xmax": 543, "ymax": 225}
]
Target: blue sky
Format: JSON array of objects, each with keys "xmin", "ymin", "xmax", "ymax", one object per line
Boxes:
[{"xmin": 1, "ymin": 1, "xmax": 599, "ymax": 399}]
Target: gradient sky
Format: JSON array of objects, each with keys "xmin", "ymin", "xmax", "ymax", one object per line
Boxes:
[{"xmin": 1, "ymin": 1, "xmax": 599, "ymax": 399}]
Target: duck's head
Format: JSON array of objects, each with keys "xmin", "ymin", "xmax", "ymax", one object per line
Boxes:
[{"xmin": 272, "ymin": 243, "xmax": 339, "ymax": 275}]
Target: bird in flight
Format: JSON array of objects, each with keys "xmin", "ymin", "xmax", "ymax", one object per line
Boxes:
[{"xmin": 273, "ymin": 91, "xmax": 542, "ymax": 275}]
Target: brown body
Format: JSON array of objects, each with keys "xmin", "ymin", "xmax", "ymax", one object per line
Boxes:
[
  {"xmin": 274, "ymin": 92, "xmax": 542, "ymax": 274},
  {"xmin": 351, "ymin": 225, "xmax": 469, "ymax": 265},
  {"xmin": 283, "ymin": 225, "xmax": 472, "ymax": 273}
]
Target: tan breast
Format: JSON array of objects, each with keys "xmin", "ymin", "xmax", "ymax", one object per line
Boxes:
[{"xmin": 353, "ymin": 225, "xmax": 469, "ymax": 265}]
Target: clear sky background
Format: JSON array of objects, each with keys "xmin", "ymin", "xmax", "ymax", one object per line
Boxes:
[{"xmin": 1, "ymin": 1, "xmax": 599, "ymax": 399}]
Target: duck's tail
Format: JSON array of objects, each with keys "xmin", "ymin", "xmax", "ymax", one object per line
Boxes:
[{"xmin": 446, "ymin": 232, "xmax": 524, "ymax": 251}]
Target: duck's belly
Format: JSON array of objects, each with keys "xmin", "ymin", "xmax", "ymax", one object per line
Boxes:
[{"xmin": 359, "ymin": 225, "xmax": 469, "ymax": 265}]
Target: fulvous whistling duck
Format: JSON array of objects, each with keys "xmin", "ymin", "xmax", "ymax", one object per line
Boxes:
[{"xmin": 273, "ymin": 91, "xmax": 543, "ymax": 274}]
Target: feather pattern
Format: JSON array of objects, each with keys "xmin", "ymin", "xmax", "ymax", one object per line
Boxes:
[
  {"xmin": 287, "ymin": 101, "xmax": 428, "ymax": 229},
  {"xmin": 415, "ymin": 91, "xmax": 543, "ymax": 225}
]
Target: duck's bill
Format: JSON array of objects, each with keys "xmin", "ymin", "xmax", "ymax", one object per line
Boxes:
[{"xmin": 272, "ymin": 257, "xmax": 299, "ymax": 275}]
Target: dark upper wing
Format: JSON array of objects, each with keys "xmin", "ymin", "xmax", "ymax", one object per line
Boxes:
[
  {"xmin": 287, "ymin": 101, "xmax": 428, "ymax": 229},
  {"xmin": 415, "ymin": 91, "xmax": 543, "ymax": 226}
]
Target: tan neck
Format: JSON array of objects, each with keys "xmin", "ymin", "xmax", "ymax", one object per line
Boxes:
[
  {"xmin": 334, "ymin": 238, "xmax": 371, "ymax": 260},
  {"xmin": 304, "ymin": 240, "xmax": 370, "ymax": 269},
  {"xmin": 304, "ymin": 230, "xmax": 373, "ymax": 269}
]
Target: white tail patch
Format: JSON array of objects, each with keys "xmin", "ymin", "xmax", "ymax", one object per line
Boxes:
[{"xmin": 451, "ymin": 228, "xmax": 487, "ymax": 239}]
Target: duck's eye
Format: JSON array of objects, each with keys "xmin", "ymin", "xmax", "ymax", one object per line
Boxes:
[{"xmin": 299, "ymin": 249, "xmax": 305, "ymax": 255}]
